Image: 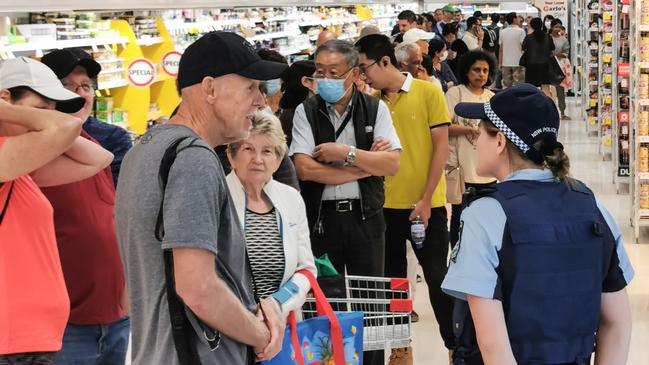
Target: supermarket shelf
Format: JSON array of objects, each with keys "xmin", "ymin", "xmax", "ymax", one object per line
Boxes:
[
  {"xmin": 98, "ymin": 79, "xmax": 128, "ymax": 90},
  {"xmin": 300, "ymin": 17, "xmax": 359, "ymax": 27},
  {"xmin": 0, "ymin": 36, "xmax": 129, "ymax": 53},
  {"xmin": 639, "ymin": 209, "xmax": 649, "ymax": 218},
  {"xmin": 639, "ymin": 25, "xmax": 649, "ymax": 32},
  {"xmin": 339, "ymin": 34, "xmax": 358, "ymax": 40},
  {"xmin": 373, "ymin": 13, "xmax": 398, "ymax": 20},
  {"xmin": 639, "ymin": 136, "xmax": 649, "ymax": 143},
  {"xmin": 638, "ymin": 173, "xmax": 649, "ymax": 180},
  {"xmin": 100, "ymin": 68, "xmax": 125, "ymax": 74},
  {"xmin": 246, "ymin": 31, "xmax": 295, "ymax": 42},
  {"xmin": 96, "ymin": 58, "xmax": 125, "ymax": 64},
  {"xmin": 639, "ymin": 99, "xmax": 649, "ymax": 106},
  {"xmin": 279, "ymin": 46, "xmax": 309, "ymax": 56},
  {"xmin": 640, "ymin": 62, "xmax": 649, "ymax": 69},
  {"xmin": 136, "ymin": 37, "xmax": 163, "ymax": 46}
]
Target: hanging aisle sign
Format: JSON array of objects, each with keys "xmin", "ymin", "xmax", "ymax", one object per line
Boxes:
[
  {"xmin": 161, "ymin": 51, "xmax": 182, "ymax": 77},
  {"xmin": 127, "ymin": 58, "xmax": 156, "ymax": 87}
]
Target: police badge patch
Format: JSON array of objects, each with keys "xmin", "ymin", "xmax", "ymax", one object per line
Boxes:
[{"xmin": 450, "ymin": 220, "xmax": 463, "ymax": 263}]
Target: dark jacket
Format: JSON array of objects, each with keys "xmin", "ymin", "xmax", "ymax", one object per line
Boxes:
[
  {"xmin": 432, "ymin": 61, "xmax": 459, "ymax": 92},
  {"xmin": 298, "ymin": 89, "xmax": 383, "ymax": 232}
]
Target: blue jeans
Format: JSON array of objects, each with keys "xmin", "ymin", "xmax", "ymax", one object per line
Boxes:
[{"xmin": 54, "ymin": 317, "xmax": 129, "ymax": 365}]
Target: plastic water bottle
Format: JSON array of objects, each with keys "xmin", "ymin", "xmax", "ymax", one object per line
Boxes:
[{"xmin": 411, "ymin": 216, "xmax": 425, "ymax": 250}]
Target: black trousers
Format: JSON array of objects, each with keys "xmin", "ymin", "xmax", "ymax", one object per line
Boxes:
[
  {"xmin": 449, "ymin": 182, "xmax": 496, "ymax": 248},
  {"xmin": 384, "ymin": 207, "xmax": 455, "ymax": 350},
  {"xmin": 310, "ymin": 206, "xmax": 385, "ymax": 365}
]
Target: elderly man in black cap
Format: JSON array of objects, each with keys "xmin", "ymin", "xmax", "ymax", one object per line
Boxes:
[
  {"xmin": 115, "ymin": 32, "xmax": 288, "ymax": 365},
  {"xmin": 42, "ymin": 49, "xmax": 132, "ymax": 187}
]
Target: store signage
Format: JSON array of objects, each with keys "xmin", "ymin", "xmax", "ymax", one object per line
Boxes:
[
  {"xmin": 618, "ymin": 167, "xmax": 630, "ymax": 177},
  {"xmin": 161, "ymin": 51, "xmax": 182, "ymax": 77},
  {"xmin": 619, "ymin": 63, "xmax": 631, "ymax": 77},
  {"xmin": 534, "ymin": 0, "xmax": 568, "ymax": 24},
  {"xmin": 127, "ymin": 58, "xmax": 156, "ymax": 88},
  {"xmin": 619, "ymin": 112, "xmax": 630, "ymax": 124}
]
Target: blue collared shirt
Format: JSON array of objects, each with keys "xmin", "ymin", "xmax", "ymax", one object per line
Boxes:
[
  {"xmin": 83, "ymin": 117, "xmax": 133, "ymax": 187},
  {"xmin": 442, "ymin": 168, "xmax": 635, "ymax": 301}
]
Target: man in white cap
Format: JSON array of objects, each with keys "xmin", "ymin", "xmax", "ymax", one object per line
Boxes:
[
  {"xmin": 0, "ymin": 57, "xmax": 113, "ymax": 365},
  {"xmin": 402, "ymin": 28, "xmax": 437, "ymax": 55}
]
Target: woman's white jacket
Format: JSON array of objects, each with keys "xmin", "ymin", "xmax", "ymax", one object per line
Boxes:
[{"xmin": 226, "ymin": 172, "xmax": 316, "ymax": 315}]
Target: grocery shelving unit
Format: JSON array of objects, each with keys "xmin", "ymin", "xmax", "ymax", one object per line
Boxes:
[
  {"xmin": 585, "ymin": 2, "xmax": 600, "ymax": 136},
  {"xmin": 571, "ymin": 0, "xmax": 585, "ymax": 101},
  {"xmin": 630, "ymin": 0, "xmax": 649, "ymax": 242},
  {"xmin": 598, "ymin": 0, "xmax": 614, "ymax": 158},
  {"xmin": 613, "ymin": 0, "xmax": 632, "ymax": 191}
]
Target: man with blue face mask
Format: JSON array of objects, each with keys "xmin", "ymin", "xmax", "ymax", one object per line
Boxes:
[{"xmin": 289, "ymin": 39, "xmax": 403, "ymax": 365}]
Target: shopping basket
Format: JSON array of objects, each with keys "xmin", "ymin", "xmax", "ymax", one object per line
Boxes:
[{"xmin": 302, "ymin": 275, "xmax": 413, "ymax": 351}]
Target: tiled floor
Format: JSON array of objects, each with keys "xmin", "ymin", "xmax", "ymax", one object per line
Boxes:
[{"xmin": 409, "ymin": 99, "xmax": 649, "ymax": 364}]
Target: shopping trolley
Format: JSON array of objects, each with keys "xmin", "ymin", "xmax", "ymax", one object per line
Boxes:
[{"xmin": 301, "ymin": 275, "xmax": 413, "ymax": 351}]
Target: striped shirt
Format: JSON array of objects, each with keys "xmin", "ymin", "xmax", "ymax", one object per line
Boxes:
[{"xmin": 245, "ymin": 208, "xmax": 286, "ymax": 300}]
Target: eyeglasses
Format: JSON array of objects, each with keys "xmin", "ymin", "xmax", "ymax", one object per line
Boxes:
[
  {"xmin": 63, "ymin": 82, "xmax": 94, "ymax": 94},
  {"xmin": 359, "ymin": 61, "xmax": 377, "ymax": 75},
  {"xmin": 313, "ymin": 66, "xmax": 355, "ymax": 80}
]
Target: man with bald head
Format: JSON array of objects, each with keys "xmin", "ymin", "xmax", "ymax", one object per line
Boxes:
[
  {"xmin": 116, "ymin": 32, "xmax": 288, "ymax": 365},
  {"xmin": 316, "ymin": 30, "xmax": 338, "ymax": 47}
]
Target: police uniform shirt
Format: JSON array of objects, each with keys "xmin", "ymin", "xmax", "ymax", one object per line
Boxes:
[{"xmin": 441, "ymin": 168, "xmax": 635, "ymax": 301}]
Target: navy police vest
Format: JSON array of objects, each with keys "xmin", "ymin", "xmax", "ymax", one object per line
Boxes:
[{"xmin": 455, "ymin": 179, "xmax": 611, "ymax": 365}]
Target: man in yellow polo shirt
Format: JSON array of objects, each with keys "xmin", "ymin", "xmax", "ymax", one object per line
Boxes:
[{"xmin": 356, "ymin": 34, "xmax": 454, "ymax": 363}]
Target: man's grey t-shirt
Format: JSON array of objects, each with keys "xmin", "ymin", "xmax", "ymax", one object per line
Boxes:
[{"xmin": 115, "ymin": 124, "xmax": 256, "ymax": 365}]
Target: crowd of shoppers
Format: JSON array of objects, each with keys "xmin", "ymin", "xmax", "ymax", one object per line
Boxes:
[{"xmin": 0, "ymin": 5, "xmax": 632, "ymax": 365}]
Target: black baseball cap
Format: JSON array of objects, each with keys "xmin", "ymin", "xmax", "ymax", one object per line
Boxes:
[
  {"xmin": 455, "ymin": 84, "xmax": 561, "ymax": 163},
  {"xmin": 41, "ymin": 48, "xmax": 101, "ymax": 80},
  {"xmin": 177, "ymin": 31, "xmax": 288, "ymax": 90}
]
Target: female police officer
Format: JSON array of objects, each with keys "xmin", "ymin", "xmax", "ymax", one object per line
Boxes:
[{"xmin": 441, "ymin": 84, "xmax": 635, "ymax": 365}]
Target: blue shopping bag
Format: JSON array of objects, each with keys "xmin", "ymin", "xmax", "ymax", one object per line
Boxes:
[{"xmin": 263, "ymin": 270, "xmax": 364, "ymax": 365}]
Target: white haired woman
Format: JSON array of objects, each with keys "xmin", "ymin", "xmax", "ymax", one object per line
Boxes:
[{"xmin": 226, "ymin": 112, "xmax": 316, "ymax": 323}]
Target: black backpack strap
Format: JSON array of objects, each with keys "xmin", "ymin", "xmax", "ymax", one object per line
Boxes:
[
  {"xmin": 156, "ymin": 136, "xmax": 221, "ymax": 365},
  {"xmin": 0, "ymin": 181, "xmax": 15, "ymax": 225}
]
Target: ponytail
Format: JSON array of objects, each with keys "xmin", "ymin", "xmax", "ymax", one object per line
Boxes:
[{"xmin": 543, "ymin": 144, "xmax": 571, "ymax": 181}]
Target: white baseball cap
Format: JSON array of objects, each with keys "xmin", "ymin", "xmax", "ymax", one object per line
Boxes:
[
  {"xmin": 0, "ymin": 57, "xmax": 85, "ymax": 113},
  {"xmin": 403, "ymin": 28, "xmax": 437, "ymax": 44}
]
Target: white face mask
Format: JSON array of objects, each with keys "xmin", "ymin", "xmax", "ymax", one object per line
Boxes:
[
  {"xmin": 545, "ymin": 21, "xmax": 552, "ymax": 29},
  {"xmin": 440, "ymin": 50, "xmax": 448, "ymax": 62}
]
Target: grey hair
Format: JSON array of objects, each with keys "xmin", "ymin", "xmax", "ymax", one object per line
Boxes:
[
  {"xmin": 314, "ymin": 39, "xmax": 359, "ymax": 69},
  {"xmin": 394, "ymin": 42, "xmax": 420, "ymax": 64},
  {"xmin": 227, "ymin": 112, "xmax": 288, "ymax": 160}
]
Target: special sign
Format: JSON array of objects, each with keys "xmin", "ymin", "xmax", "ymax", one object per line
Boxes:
[
  {"xmin": 161, "ymin": 51, "xmax": 182, "ymax": 77},
  {"xmin": 127, "ymin": 58, "xmax": 156, "ymax": 87}
]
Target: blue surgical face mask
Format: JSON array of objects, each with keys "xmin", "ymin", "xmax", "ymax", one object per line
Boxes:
[
  {"xmin": 264, "ymin": 78, "xmax": 281, "ymax": 97},
  {"xmin": 316, "ymin": 75, "xmax": 351, "ymax": 103}
]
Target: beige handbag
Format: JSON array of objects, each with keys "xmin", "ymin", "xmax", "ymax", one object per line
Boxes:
[
  {"xmin": 445, "ymin": 142, "xmax": 464, "ymax": 205},
  {"xmin": 445, "ymin": 87, "xmax": 465, "ymax": 205}
]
